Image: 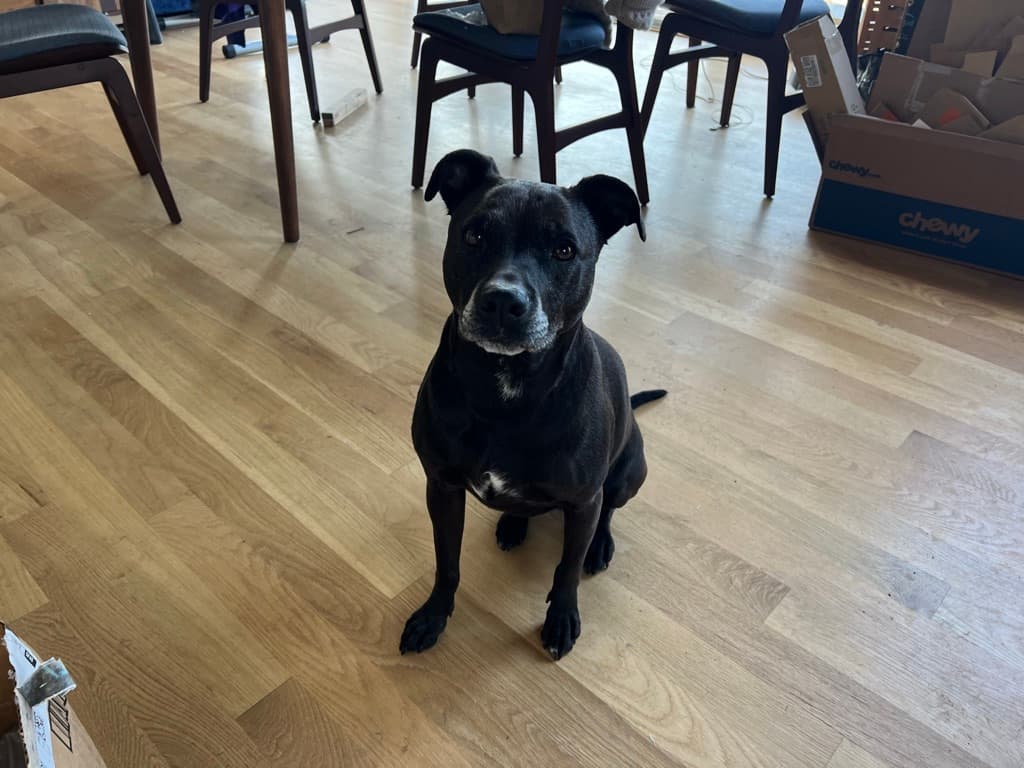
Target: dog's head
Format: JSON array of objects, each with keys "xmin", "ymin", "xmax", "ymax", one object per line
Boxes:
[{"xmin": 426, "ymin": 149, "xmax": 644, "ymax": 356}]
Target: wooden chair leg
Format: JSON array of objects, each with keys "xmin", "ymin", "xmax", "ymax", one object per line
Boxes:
[
  {"xmin": 103, "ymin": 81, "xmax": 147, "ymax": 175},
  {"xmin": 512, "ymin": 85, "xmax": 524, "ymax": 157},
  {"xmin": 104, "ymin": 62, "xmax": 180, "ymax": 223},
  {"xmin": 555, "ymin": 65, "xmax": 562, "ymax": 84},
  {"xmin": 411, "ymin": 30, "xmax": 422, "ymax": 68},
  {"xmin": 352, "ymin": 0, "xmax": 383, "ymax": 94},
  {"xmin": 412, "ymin": 42, "xmax": 440, "ymax": 188},
  {"xmin": 288, "ymin": 0, "xmax": 321, "ymax": 122},
  {"xmin": 411, "ymin": 0, "xmax": 426, "ymax": 67},
  {"xmin": 720, "ymin": 52, "xmax": 741, "ymax": 127},
  {"xmin": 686, "ymin": 36, "xmax": 701, "ymax": 108},
  {"xmin": 122, "ymin": 0, "xmax": 159, "ymax": 153},
  {"xmin": 641, "ymin": 21, "xmax": 676, "ymax": 135},
  {"xmin": 530, "ymin": 82, "xmax": 556, "ymax": 185},
  {"xmin": 611, "ymin": 29, "xmax": 648, "ymax": 205},
  {"xmin": 467, "ymin": 84, "xmax": 476, "ymax": 99},
  {"xmin": 199, "ymin": 0, "xmax": 217, "ymax": 102},
  {"xmin": 258, "ymin": 0, "xmax": 299, "ymax": 241},
  {"xmin": 763, "ymin": 57, "xmax": 788, "ymax": 198}
]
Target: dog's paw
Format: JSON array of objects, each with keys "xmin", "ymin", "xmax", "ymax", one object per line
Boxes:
[
  {"xmin": 584, "ymin": 528, "xmax": 615, "ymax": 574},
  {"xmin": 400, "ymin": 605, "xmax": 449, "ymax": 654},
  {"xmin": 496, "ymin": 513, "xmax": 528, "ymax": 551},
  {"xmin": 540, "ymin": 602, "xmax": 580, "ymax": 660}
]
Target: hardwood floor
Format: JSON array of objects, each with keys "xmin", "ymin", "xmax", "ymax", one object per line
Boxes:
[{"xmin": 2, "ymin": 2, "xmax": 1024, "ymax": 766}]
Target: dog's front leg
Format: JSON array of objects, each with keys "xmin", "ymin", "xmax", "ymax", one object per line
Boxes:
[
  {"xmin": 400, "ymin": 477, "xmax": 466, "ymax": 654},
  {"xmin": 542, "ymin": 491, "xmax": 602, "ymax": 660}
]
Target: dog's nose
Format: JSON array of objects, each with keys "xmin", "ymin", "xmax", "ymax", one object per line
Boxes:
[{"xmin": 479, "ymin": 285, "xmax": 529, "ymax": 324}]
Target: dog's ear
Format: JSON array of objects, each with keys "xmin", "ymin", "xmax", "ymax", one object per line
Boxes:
[
  {"xmin": 425, "ymin": 149, "xmax": 501, "ymax": 213},
  {"xmin": 571, "ymin": 175, "xmax": 646, "ymax": 243}
]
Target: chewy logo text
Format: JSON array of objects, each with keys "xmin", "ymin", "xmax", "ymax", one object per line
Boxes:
[
  {"xmin": 828, "ymin": 160, "xmax": 873, "ymax": 177},
  {"xmin": 899, "ymin": 211, "xmax": 980, "ymax": 245}
]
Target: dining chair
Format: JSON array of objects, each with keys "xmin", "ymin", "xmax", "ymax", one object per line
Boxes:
[
  {"xmin": 411, "ymin": 1, "xmax": 648, "ymax": 203},
  {"xmin": 199, "ymin": 0, "xmax": 382, "ymax": 122},
  {"xmin": 0, "ymin": 3, "xmax": 180, "ymax": 223},
  {"xmin": 640, "ymin": 0, "xmax": 862, "ymax": 197}
]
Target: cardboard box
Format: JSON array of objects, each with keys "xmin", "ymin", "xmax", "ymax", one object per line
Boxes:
[
  {"xmin": 997, "ymin": 34, "xmax": 1024, "ymax": 79},
  {"xmin": 810, "ymin": 49, "xmax": 1024, "ymax": 278},
  {"xmin": 2, "ymin": 624, "xmax": 108, "ymax": 768},
  {"xmin": 905, "ymin": 0, "xmax": 954, "ymax": 60},
  {"xmin": 479, "ymin": 0, "xmax": 543, "ymax": 34},
  {"xmin": 785, "ymin": 14, "xmax": 865, "ymax": 145},
  {"xmin": 811, "ymin": 113, "xmax": 1024, "ymax": 277},
  {"xmin": 981, "ymin": 114, "xmax": 1024, "ymax": 144},
  {"xmin": 917, "ymin": 88, "xmax": 990, "ymax": 134},
  {"xmin": 906, "ymin": 0, "xmax": 1024, "ymax": 78},
  {"xmin": 867, "ymin": 53, "xmax": 1024, "ymax": 125},
  {"xmin": 962, "ymin": 49, "xmax": 998, "ymax": 76},
  {"xmin": 943, "ymin": 0, "xmax": 1024, "ymax": 50},
  {"xmin": 0, "ymin": 0, "xmax": 40, "ymax": 11}
]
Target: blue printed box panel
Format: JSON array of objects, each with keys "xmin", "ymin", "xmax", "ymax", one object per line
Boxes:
[{"xmin": 813, "ymin": 179, "xmax": 1024, "ymax": 277}]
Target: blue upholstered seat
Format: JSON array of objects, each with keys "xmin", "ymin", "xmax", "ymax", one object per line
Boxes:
[
  {"xmin": 413, "ymin": 4, "xmax": 605, "ymax": 61},
  {"xmin": 0, "ymin": 4, "xmax": 127, "ymax": 67},
  {"xmin": 665, "ymin": 0, "xmax": 830, "ymax": 36}
]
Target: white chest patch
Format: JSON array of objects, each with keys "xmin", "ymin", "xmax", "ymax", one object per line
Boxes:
[
  {"xmin": 470, "ymin": 470, "xmax": 518, "ymax": 500},
  {"xmin": 496, "ymin": 370, "xmax": 522, "ymax": 401}
]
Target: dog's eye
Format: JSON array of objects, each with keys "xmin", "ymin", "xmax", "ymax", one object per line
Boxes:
[
  {"xmin": 464, "ymin": 229, "xmax": 481, "ymax": 246},
  {"xmin": 553, "ymin": 242, "xmax": 576, "ymax": 261}
]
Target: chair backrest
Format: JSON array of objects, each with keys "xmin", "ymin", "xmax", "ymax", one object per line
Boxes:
[
  {"xmin": 534, "ymin": 0, "xmax": 568, "ymax": 72},
  {"xmin": 777, "ymin": 0, "xmax": 863, "ymax": 36},
  {"xmin": 534, "ymin": 0, "xmax": 619, "ymax": 71},
  {"xmin": 832, "ymin": 0, "xmax": 862, "ymax": 41},
  {"xmin": 777, "ymin": 0, "xmax": 813, "ymax": 36}
]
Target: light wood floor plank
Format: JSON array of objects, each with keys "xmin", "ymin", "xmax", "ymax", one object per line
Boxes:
[
  {"xmin": 12, "ymin": 603, "xmax": 173, "ymax": 768},
  {"xmin": 766, "ymin": 584, "xmax": 1024, "ymax": 768},
  {"xmin": 77, "ymin": 286, "xmax": 427, "ymax": 595},
  {"xmin": 827, "ymin": 740, "xmax": 892, "ymax": 768},
  {"xmin": 150, "ymin": 498, "xmax": 479, "ymax": 768}
]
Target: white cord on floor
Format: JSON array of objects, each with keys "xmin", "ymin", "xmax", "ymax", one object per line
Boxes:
[{"xmin": 639, "ymin": 53, "xmax": 759, "ymax": 129}]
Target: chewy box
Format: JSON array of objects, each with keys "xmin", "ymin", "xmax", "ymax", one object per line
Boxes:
[{"xmin": 811, "ymin": 55, "xmax": 1024, "ymax": 277}]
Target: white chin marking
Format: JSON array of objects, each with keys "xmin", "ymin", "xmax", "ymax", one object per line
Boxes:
[
  {"xmin": 496, "ymin": 371, "xmax": 522, "ymax": 400},
  {"xmin": 476, "ymin": 340, "xmax": 525, "ymax": 356}
]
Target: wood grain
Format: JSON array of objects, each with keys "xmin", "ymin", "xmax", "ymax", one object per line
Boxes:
[
  {"xmin": 1, "ymin": 2, "xmax": 1023, "ymax": 766},
  {"xmin": 238, "ymin": 678, "xmax": 375, "ymax": 768},
  {"xmin": 766, "ymin": 586, "xmax": 1024, "ymax": 768},
  {"xmin": 827, "ymin": 740, "xmax": 892, "ymax": 768}
]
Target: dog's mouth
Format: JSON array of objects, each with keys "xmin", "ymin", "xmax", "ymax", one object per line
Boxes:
[
  {"xmin": 469, "ymin": 337, "xmax": 528, "ymax": 356},
  {"xmin": 457, "ymin": 303, "xmax": 555, "ymax": 357},
  {"xmin": 458, "ymin": 318, "xmax": 554, "ymax": 356}
]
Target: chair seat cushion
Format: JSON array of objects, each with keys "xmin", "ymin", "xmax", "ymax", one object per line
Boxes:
[
  {"xmin": 0, "ymin": 4, "xmax": 127, "ymax": 67},
  {"xmin": 413, "ymin": 4, "xmax": 605, "ymax": 61},
  {"xmin": 665, "ymin": 0, "xmax": 831, "ymax": 36}
]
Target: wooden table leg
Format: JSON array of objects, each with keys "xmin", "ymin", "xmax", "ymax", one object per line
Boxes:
[
  {"xmin": 258, "ymin": 0, "xmax": 299, "ymax": 243},
  {"xmin": 121, "ymin": 0, "xmax": 159, "ymax": 154}
]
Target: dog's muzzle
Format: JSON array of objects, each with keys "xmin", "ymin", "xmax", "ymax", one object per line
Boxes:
[{"xmin": 460, "ymin": 278, "xmax": 551, "ymax": 355}]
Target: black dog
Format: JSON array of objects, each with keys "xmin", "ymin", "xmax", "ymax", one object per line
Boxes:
[{"xmin": 401, "ymin": 149, "xmax": 665, "ymax": 660}]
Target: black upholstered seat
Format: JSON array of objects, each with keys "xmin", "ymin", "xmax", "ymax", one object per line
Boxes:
[
  {"xmin": 0, "ymin": 3, "xmax": 126, "ymax": 74},
  {"xmin": 665, "ymin": 0, "xmax": 830, "ymax": 36}
]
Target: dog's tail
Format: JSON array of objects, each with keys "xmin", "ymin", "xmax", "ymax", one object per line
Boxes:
[{"xmin": 630, "ymin": 389, "xmax": 668, "ymax": 409}]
